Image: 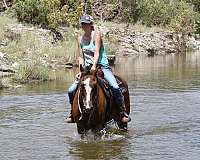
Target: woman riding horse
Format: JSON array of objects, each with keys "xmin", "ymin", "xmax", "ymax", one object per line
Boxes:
[{"xmin": 65, "ymin": 14, "xmax": 131, "ymax": 124}]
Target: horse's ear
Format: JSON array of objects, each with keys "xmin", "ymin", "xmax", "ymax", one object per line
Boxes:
[
  {"xmin": 91, "ymin": 68, "xmax": 98, "ymax": 77},
  {"xmin": 96, "ymin": 68, "xmax": 104, "ymax": 78},
  {"xmin": 79, "ymin": 64, "xmax": 84, "ymax": 72}
]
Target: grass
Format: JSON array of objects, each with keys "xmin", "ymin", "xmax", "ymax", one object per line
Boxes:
[
  {"xmin": 0, "ymin": 14, "xmax": 78, "ymax": 83},
  {"xmin": 13, "ymin": 60, "xmax": 50, "ymax": 83},
  {"xmin": 100, "ymin": 20, "xmax": 168, "ymax": 32}
]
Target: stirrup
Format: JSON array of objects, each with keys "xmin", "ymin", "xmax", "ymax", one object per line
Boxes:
[
  {"xmin": 120, "ymin": 112, "xmax": 131, "ymax": 123},
  {"xmin": 64, "ymin": 115, "xmax": 74, "ymax": 123}
]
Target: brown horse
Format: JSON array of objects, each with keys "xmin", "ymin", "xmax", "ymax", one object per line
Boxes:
[{"xmin": 72, "ymin": 68, "xmax": 130, "ymax": 134}]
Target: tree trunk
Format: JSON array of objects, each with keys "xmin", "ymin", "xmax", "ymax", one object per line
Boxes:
[{"xmin": 2, "ymin": 0, "xmax": 8, "ymax": 9}]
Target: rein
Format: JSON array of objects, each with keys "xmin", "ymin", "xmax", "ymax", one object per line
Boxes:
[{"xmin": 77, "ymin": 88, "xmax": 83, "ymax": 120}]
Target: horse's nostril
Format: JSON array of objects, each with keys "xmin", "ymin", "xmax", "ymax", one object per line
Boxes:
[{"xmin": 83, "ymin": 108, "xmax": 90, "ymax": 114}]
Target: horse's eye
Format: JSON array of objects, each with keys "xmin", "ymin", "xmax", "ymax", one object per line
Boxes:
[{"xmin": 92, "ymin": 78, "xmax": 96, "ymax": 82}]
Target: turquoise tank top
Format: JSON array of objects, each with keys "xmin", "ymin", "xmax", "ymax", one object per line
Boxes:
[{"xmin": 81, "ymin": 31, "xmax": 109, "ymax": 67}]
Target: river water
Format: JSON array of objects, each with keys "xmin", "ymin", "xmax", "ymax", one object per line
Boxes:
[{"xmin": 0, "ymin": 52, "xmax": 200, "ymax": 160}]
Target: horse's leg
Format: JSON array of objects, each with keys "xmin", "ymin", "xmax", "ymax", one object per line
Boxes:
[
  {"xmin": 91, "ymin": 124, "xmax": 105, "ymax": 140},
  {"xmin": 77, "ymin": 124, "xmax": 85, "ymax": 135},
  {"xmin": 123, "ymin": 89, "xmax": 130, "ymax": 115},
  {"xmin": 112, "ymin": 103, "xmax": 128, "ymax": 132},
  {"xmin": 77, "ymin": 127, "xmax": 87, "ymax": 139},
  {"xmin": 114, "ymin": 116, "xmax": 128, "ymax": 131}
]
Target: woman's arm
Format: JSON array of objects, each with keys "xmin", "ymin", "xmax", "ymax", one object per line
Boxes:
[{"xmin": 91, "ymin": 31, "xmax": 101, "ymax": 70}]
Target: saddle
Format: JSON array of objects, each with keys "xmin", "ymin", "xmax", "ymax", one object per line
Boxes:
[
  {"xmin": 96, "ymin": 74, "xmax": 127, "ymax": 124},
  {"xmin": 97, "ymin": 75, "xmax": 127, "ymax": 99}
]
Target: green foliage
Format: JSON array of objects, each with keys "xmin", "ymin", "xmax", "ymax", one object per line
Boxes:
[
  {"xmin": 192, "ymin": 0, "xmax": 200, "ymax": 12},
  {"xmin": 15, "ymin": 0, "xmax": 40, "ymax": 24},
  {"xmin": 195, "ymin": 18, "xmax": 200, "ymax": 34},
  {"xmin": 120, "ymin": 0, "xmax": 139, "ymax": 23},
  {"xmin": 12, "ymin": 0, "xmax": 199, "ymax": 32},
  {"xmin": 83, "ymin": 0, "xmax": 93, "ymax": 15},
  {"xmin": 137, "ymin": 0, "xmax": 197, "ymax": 33},
  {"xmin": 14, "ymin": 0, "xmax": 83, "ymax": 30},
  {"xmin": 169, "ymin": 1, "xmax": 197, "ymax": 33},
  {"xmin": 138, "ymin": 0, "xmax": 175, "ymax": 26},
  {"xmin": 184, "ymin": 0, "xmax": 200, "ymax": 12},
  {"xmin": 62, "ymin": 4, "xmax": 83, "ymax": 28}
]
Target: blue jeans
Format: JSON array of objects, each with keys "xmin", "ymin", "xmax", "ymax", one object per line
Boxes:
[
  {"xmin": 68, "ymin": 79, "xmax": 80, "ymax": 104},
  {"xmin": 68, "ymin": 66, "xmax": 124, "ymax": 105}
]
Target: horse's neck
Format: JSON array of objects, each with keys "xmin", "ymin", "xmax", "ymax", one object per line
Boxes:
[{"xmin": 96, "ymin": 84, "xmax": 106, "ymax": 111}]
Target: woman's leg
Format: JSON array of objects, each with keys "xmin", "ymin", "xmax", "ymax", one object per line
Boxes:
[
  {"xmin": 102, "ymin": 67, "xmax": 131, "ymax": 123},
  {"xmin": 65, "ymin": 80, "xmax": 79, "ymax": 123},
  {"xmin": 68, "ymin": 79, "xmax": 79, "ymax": 105},
  {"xmin": 102, "ymin": 68, "xmax": 123, "ymax": 103}
]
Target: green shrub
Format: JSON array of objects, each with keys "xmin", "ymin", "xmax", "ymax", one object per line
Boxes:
[
  {"xmin": 14, "ymin": 0, "xmax": 83, "ymax": 30},
  {"xmin": 14, "ymin": 0, "xmax": 41, "ymax": 24},
  {"xmin": 169, "ymin": 1, "xmax": 197, "ymax": 33},
  {"xmin": 169, "ymin": 1, "xmax": 197, "ymax": 52},
  {"xmin": 137, "ymin": 0, "xmax": 197, "ymax": 28},
  {"xmin": 120, "ymin": 0, "xmax": 140, "ymax": 23},
  {"xmin": 184, "ymin": 0, "xmax": 200, "ymax": 13},
  {"xmin": 14, "ymin": 60, "xmax": 50, "ymax": 83},
  {"xmin": 195, "ymin": 18, "xmax": 200, "ymax": 34},
  {"xmin": 195, "ymin": 21, "xmax": 200, "ymax": 33},
  {"xmin": 138, "ymin": 0, "xmax": 175, "ymax": 26}
]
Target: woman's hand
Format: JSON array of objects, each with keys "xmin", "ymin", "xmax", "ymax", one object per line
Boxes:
[{"xmin": 91, "ymin": 65, "xmax": 96, "ymax": 71}]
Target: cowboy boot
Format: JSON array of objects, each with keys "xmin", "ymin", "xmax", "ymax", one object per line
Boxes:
[
  {"xmin": 118, "ymin": 101, "xmax": 131, "ymax": 123},
  {"xmin": 64, "ymin": 92, "xmax": 75, "ymax": 123},
  {"xmin": 64, "ymin": 109, "xmax": 74, "ymax": 123}
]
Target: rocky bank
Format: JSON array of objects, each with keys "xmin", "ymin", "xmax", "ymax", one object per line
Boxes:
[{"xmin": 1, "ymin": 22, "xmax": 200, "ymax": 88}]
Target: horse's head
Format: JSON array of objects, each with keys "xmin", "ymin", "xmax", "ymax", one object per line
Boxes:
[
  {"xmin": 79, "ymin": 64, "xmax": 104, "ymax": 79},
  {"xmin": 79, "ymin": 71, "xmax": 98, "ymax": 113}
]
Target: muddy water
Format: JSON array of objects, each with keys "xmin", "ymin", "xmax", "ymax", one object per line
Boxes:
[{"xmin": 0, "ymin": 52, "xmax": 200, "ymax": 160}]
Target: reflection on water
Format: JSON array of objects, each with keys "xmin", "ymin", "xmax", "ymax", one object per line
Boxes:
[
  {"xmin": 69, "ymin": 138, "xmax": 129, "ymax": 160},
  {"xmin": 0, "ymin": 52, "xmax": 200, "ymax": 160},
  {"xmin": 0, "ymin": 68, "xmax": 77, "ymax": 96},
  {"xmin": 115, "ymin": 52, "xmax": 200, "ymax": 91}
]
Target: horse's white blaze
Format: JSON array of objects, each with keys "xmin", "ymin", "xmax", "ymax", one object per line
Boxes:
[{"xmin": 83, "ymin": 77, "xmax": 92, "ymax": 109}]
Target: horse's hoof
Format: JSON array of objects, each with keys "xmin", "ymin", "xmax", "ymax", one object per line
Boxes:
[{"xmin": 120, "ymin": 127, "xmax": 128, "ymax": 132}]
